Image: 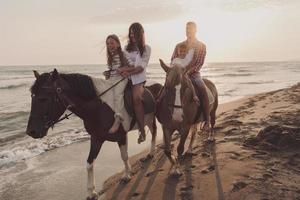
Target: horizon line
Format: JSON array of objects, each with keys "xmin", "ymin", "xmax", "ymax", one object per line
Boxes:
[{"xmin": 1, "ymin": 60, "xmax": 300, "ymax": 67}]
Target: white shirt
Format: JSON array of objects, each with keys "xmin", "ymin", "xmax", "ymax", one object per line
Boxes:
[
  {"xmin": 171, "ymin": 49, "xmax": 194, "ymax": 68},
  {"xmin": 124, "ymin": 44, "xmax": 151, "ymax": 85}
]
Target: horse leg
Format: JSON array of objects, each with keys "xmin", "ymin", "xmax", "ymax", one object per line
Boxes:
[
  {"xmin": 147, "ymin": 114, "xmax": 157, "ymax": 158},
  {"xmin": 177, "ymin": 126, "xmax": 190, "ymax": 158},
  {"xmin": 187, "ymin": 124, "xmax": 197, "ymax": 155},
  {"xmin": 87, "ymin": 137, "xmax": 104, "ymax": 200},
  {"xmin": 118, "ymin": 135, "xmax": 132, "ymax": 183},
  {"xmin": 163, "ymin": 126, "xmax": 181, "ymax": 176},
  {"xmin": 208, "ymin": 108, "xmax": 217, "ymax": 142}
]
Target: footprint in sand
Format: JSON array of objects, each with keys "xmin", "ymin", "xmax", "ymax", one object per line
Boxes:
[
  {"xmin": 201, "ymin": 165, "xmax": 215, "ymax": 174},
  {"xmin": 231, "ymin": 181, "xmax": 248, "ymax": 192}
]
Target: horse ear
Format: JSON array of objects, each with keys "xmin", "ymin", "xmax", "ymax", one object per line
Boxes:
[
  {"xmin": 51, "ymin": 68, "xmax": 59, "ymax": 80},
  {"xmin": 159, "ymin": 59, "xmax": 170, "ymax": 73},
  {"xmin": 33, "ymin": 70, "xmax": 40, "ymax": 79}
]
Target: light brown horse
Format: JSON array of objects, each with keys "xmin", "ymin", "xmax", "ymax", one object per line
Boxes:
[{"xmin": 157, "ymin": 61, "xmax": 218, "ymax": 175}]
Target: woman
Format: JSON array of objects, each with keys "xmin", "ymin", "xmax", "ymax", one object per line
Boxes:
[
  {"xmin": 117, "ymin": 22, "xmax": 151, "ymax": 144},
  {"xmin": 103, "ymin": 34, "xmax": 133, "ymax": 133}
]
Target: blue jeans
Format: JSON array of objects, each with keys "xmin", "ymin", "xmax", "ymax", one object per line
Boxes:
[{"xmin": 190, "ymin": 72, "xmax": 210, "ymax": 122}]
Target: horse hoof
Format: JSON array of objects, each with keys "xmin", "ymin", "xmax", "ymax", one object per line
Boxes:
[
  {"xmin": 86, "ymin": 194, "xmax": 98, "ymax": 200},
  {"xmin": 140, "ymin": 154, "xmax": 154, "ymax": 162},
  {"xmin": 120, "ymin": 176, "xmax": 131, "ymax": 184},
  {"xmin": 170, "ymin": 168, "xmax": 182, "ymax": 177},
  {"xmin": 184, "ymin": 152, "xmax": 196, "ymax": 157},
  {"xmin": 171, "ymin": 170, "xmax": 182, "ymax": 177},
  {"xmin": 207, "ymin": 138, "xmax": 216, "ymax": 143}
]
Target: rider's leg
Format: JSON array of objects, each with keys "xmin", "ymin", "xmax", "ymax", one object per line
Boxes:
[
  {"xmin": 132, "ymin": 83, "xmax": 146, "ymax": 143},
  {"xmin": 184, "ymin": 74, "xmax": 199, "ymax": 103},
  {"xmin": 191, "ymin": 73, "xmax": 210, "ymax": 130},
  {"xmin": 109, "ymin": 79, "xmax": 128, "ymax": 134}
]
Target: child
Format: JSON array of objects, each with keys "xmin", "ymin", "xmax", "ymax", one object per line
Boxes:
[
  {"xmin": 158, "ymin": 43, "xmax": 199, "ymax": 104},
  {"xmin": 103, "ymin": 34, "xmax": 133, "ymax": 133},
  {"xmin": 171, "ymin": 43, "xmax": 195, "ymax": 69}
]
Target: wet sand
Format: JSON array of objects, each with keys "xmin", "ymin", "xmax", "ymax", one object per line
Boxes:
[{"xmin": 0, "ymin": 132, "xmax": 158, "ymax": 200}]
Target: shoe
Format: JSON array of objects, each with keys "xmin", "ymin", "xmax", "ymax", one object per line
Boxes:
[{"xmin": 137, "ymin": 130, "xmax": 146, "ymax": 144}]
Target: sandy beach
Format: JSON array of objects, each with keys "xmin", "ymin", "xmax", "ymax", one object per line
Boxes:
[
  {"xmin": 99, "ymin": 83, "xmax": 300, "ymax": 200},
  {"xmin": 1, "ymin": 83, "xmax": 299, "ymax": 200},
  {"xmin": 0, "ymin": 130, "xmax": 159, "ymax": 200}
]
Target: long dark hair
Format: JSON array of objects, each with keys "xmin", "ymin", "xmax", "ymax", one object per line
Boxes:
[
  {"xmin": 126, "ymin": 22, "xmax": 145, "ymax": 56},
  {"xmin": 106, "ymin": 34, "xmax": 126, "ymax": 68}
]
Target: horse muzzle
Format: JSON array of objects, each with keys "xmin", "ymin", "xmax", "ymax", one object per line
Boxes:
[
  {"xmin": 26, "ymin": 126, "xmax": 47, "ymax": 139},
  {"xmin": 172, "ymin": 108, "xmax": 184, "ymax": 122}
]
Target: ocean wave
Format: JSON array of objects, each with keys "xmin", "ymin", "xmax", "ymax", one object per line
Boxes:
[
  {"xmin": 221, "ymin": 73, "xmax": 254, "ymax": 77},
  {"xmin": 0, "ymin": 129, "xmax": 90, "ymax": 169},
  {"xmin": 240, "ymin": 81, "xmax": 275, "ymax": 85},
  {"xmin": 0, "ymin": 83, "xmax": 28, "ymax": 90},
  {"xmin": 0, "ymin": 111, "xmax": 28, "ymax": 121},
  {"xmin": 0, "ymin": 133, "xmax": 26, "ymax": 144}
]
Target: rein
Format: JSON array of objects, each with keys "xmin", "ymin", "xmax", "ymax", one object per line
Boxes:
[
  {"xmin": 48, "ymin": 77, "xmax": 126, "ymax": 128},
  {"xmin": 169, "ymin": 104, "xmax": 182, "ymax": 109}
]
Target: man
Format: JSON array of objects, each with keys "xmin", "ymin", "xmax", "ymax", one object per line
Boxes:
[{"xmin": 171, "ymin": 21, "xmax": 210, "ymax": 130}]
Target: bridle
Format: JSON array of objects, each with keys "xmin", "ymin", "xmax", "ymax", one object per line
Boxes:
[{"xmin": 33, "ymin": 84, "xmax": 75, "ymax": 129}]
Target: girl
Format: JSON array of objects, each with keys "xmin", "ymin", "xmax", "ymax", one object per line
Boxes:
[
  {"xmin": 104, "ymin": 34, "xmax": 133, "ymax": 133},
  {"xmin": 117, "ymin": 23, "xmax": 151, "ymax": 144}
]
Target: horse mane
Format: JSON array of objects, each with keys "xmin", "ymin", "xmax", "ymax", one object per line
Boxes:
[
  {"xmin": 30, "ymin": 73, "xmax": 97, "ymax": 100},
  {"xmin": 61, "ymin": 74, "xmax": 97, "ymax": 100}
]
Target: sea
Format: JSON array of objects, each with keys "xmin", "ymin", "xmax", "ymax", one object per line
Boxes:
[{"xmin": 0, "ymin": 62, "xmax": 299, "ymax": 171}]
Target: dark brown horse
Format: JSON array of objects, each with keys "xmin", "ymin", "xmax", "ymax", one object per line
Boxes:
[
  {"xmin": 26, "ymin": 69, "xmax": 162, "ymax": 200},
  {"xmin": 157, "ymin": 62, "xmax": 218, "ymax": 175}
]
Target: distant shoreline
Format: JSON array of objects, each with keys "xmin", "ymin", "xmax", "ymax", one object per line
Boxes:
[{"xmin": 1, "ymin": 60, "xmax": 299, "ymax": 67}]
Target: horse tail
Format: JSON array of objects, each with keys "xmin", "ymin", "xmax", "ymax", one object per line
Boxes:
[{"xmin": 203, "ymin": 78, "xmax": 218, "ymax": 128}]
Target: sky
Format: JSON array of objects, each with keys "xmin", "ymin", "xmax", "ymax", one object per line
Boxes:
[{"xmin": 0, "ymin": 0, "xmax": 300, "ymax": 65}]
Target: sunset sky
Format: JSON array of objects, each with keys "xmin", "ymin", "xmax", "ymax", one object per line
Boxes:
[{"xmin": 0, "ymin": 0, "xmax": 299, "ymax": 65}]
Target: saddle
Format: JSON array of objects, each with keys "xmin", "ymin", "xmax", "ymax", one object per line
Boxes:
[
  {"xmin": 124, "ymin": 81, "xmax": 156, "ymax": 117},
  {"xmin": 190, "ymin": 78, "xmax": 215, "ymax": 122}
]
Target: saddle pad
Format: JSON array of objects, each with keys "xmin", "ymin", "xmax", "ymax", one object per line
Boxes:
[
  {"xmin": 91, "ymin": 77, "xmax": 132, "ymax": 131},
  {"xmin": 124, "ymin": 82, "xmax": 156, "ymax": 117}
]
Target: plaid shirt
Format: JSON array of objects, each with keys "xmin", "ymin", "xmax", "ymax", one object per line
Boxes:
[{"xmin": 171, "ymin": 39, "xmax": 206, "ymax": 74}]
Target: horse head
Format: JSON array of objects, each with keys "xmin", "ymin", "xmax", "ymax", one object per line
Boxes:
[
  {"xmin": 159, "ymin": 60, "xmax": 188, "ymax": 122},
  {"xmin": 26, "ymin": 69, "xmax": 70, "ymax": 139}
]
